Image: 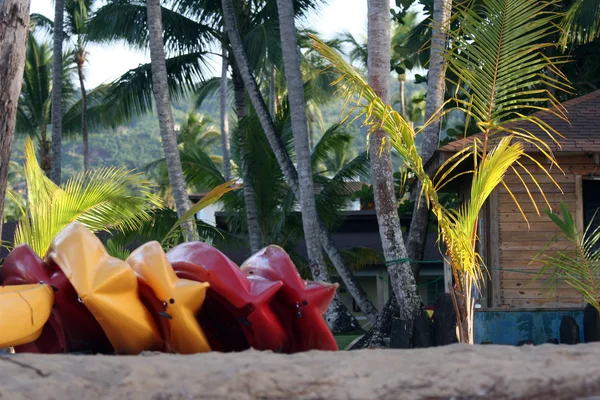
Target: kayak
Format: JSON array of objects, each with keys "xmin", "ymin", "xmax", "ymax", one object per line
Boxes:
[
  {"xmin": 240, "ymin": 245, "xmax": 339, "ymax": 352},
  {"xmin": 0, "ymin": 283, "xmax": 54, "ymax": 348},
  {"xmin": 47, "ymin": 222, "xmax": 162, "ymax": 354},
  {"xmin": 167, "ymin": 242, "xmax": 288, "ymax": 352},
  {"xmin": 1, "ymin": 244, "xmax": 110, "ymax": 353},
  {"xmin": 127, "ymin": 241, "xmax": 211, "ymax": 354}
]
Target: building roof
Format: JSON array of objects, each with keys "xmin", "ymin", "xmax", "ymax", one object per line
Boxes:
[{"xmin": 438, "ymin": 90, "xmax": 600, "ymax": 154}]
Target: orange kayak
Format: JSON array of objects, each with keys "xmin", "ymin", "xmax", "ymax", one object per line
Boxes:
[
  {"xmin": 127, "ymin": 241, "xmax": 211, "ymax": 354},
  {"xmin": 0, "ymin": 283, "xmax": 54, "ymax": 348},
  {"xmin": 2, "ymin": 244, "xmax": 110, "ymax": 353},
  {"xmin": 47, "ymin": 222, "xmax": 162, "ymax": 354}
]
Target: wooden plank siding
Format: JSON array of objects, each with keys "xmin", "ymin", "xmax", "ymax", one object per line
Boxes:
[{"xmin": 492, "ymin": 155, "xmax": 597, "ymax": 309}]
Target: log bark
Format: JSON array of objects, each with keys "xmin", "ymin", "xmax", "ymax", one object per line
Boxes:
[{"xmin": 0, "ymin": 0, "xmax": 30, "ymax": 240}]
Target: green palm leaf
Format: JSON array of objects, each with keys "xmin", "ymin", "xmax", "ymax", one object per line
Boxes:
[
  {"xmin": 13, "ymin": 137, "xmax": 163, "ymax": 256},
  {"xmin": 532, "ymin": 201, "xmax": 600, "ymax": 310},
  {"xmin": 560, "ymin": 0, "xmax": 600, "ymax": 49}
]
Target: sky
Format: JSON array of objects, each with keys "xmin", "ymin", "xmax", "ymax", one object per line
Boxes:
[{"xmin": 30, "ymin": 0, "xmax": 399, "ymax": 88}]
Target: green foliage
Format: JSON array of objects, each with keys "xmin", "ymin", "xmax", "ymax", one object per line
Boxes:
[
  {"xmin": 313, "ymin": 0, "xmax": 571, "ymax": 343},
  {"xmin": 13, "ymin": 138, "xmax": 163, "ymax": 257},
  {"xmin": 533, "ymin": 202, "xmax": 600, "ymax": 311}
]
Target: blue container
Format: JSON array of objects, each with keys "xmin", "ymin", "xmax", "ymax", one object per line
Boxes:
[{"xmin": 474, "ymin": 309, "xmax": 585, "ymax": 345}]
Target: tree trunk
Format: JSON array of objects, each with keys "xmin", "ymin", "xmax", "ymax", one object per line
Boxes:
[
  {"xmin": 221, "ymin": 0, "xmax": 377, "ymax": 326},
  {"xmin": 230, "ymin": 60, "xmax": 263, "ymax": 254},
  {"xmin": 399, "ymin": 75, "xmax": 406, "ymax": 118},
  {"xmin": 0, "ymin": 0, "xmax": 30, "ymax": 241},
  {"xmin": 406, "ymin": 0, "xmax": 451, "ymax": 280},
  {"xmin": 220, "ymin": 45, "xmax": 231, "ymax": 181},
  {"xmin": 276, "ymin": 0, "xmax": 326, "ymax": 282},
  {"xmin": 269, "ymin": 65, "xmax": 276, "ymax": 116},
  {"xmin": 146, "ymin": 0, "xmax": 195, "ymax": 239},
  {"xmin": 77, "ymin": 59, "xmax": 89, "ymax": 171},
  {"xmin": 276, "ymin": 0, "xmax": 358, "ymax": 332},
  {"xmin": 50, "ymin": 0, "xmax": 65, "ymax": 184},
  {"xmin": 367, "ymin": 0, "xmax": 420, "ymax": 333}
]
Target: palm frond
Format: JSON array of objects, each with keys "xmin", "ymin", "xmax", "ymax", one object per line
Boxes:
[
  {"xmin": 87, "ymin": 0, "xmax": 216, "ymax": 54},
  {"xmin": 532, "ymin": 201, "xmax": 600, "ymax": 310},
  {"xmin": 14, "ymin": 138, "xmax": 163, "ymax": 256},
  {"xmin": 101, "ymin": 52, "xmax": 211, "ymax": 124},
  {"xmin": 560, "ymin": 0, "xmax": 600, "ymax": 49}
]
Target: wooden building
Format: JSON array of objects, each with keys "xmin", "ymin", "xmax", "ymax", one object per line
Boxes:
[{"xmin": 434, "ymin": 89, "xmax": 600, "ymax": 309}]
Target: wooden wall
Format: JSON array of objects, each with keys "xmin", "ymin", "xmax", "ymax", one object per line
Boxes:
[{"xmin": 488, "ymin": 154, "xmax": 599, "ymax": 309}]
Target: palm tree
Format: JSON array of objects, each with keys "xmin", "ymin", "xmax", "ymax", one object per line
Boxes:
[
  {"xmin": 0, "ymin": 0, "xmax": 30, "ymax": 241},
  {"xmin": 406, "ymin": 0, "xmax": 452, "ymax": 282},
  {"xmin": 315, "ymin": 0, "xmax": 571, "ymax": 343},
  {"xmin": 367, "ymin": 0, "xmax": 421, "ymax": 336},
  {"xmin": 220, "ymin": 43, "xmax": 231, "ymax": 181},
  {"xmin": 51, "ymin": 0, "xmax": 66, "ymax": 184},
  {"xmin": 221, "ymin": 0, "xmax": 379, "ymax": 326},
  {"xmin": 276, "ymin": 0, "xmax": 328, "ymax": 282},
  {"xmin": 16, "ymin": 35, "xmax": 77, "ymax": 176},
  {"xmin": 64, "ymin": 0, "xmax": 94, "ymax": 171},
  {"xmin": 146, "ymin": 0, "xmax": 196, "ymax": 239}
]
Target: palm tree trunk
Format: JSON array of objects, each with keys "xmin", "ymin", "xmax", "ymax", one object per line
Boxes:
[
  {"xmin": 77, "ymin": 59, "xmax": 89, "ymax": 171},
  {"xmin": 367, "ymin": 0, "xmax": 420, "ymax": 334},
  {"xmin": 399, "ymin": 75, "xmax": 406, "ymax": 117},
  {"xmin": 269, "ymin": 65, "xmax": 276, "ymax": 116},
  {"xmin": 50, "ymin": 0, "xmax": 65, "ymax": 184},
  {"xmin": 406, "ymin": 0, "xmax": 451, "ymax": 280},
  {"xmin": 231, "ymin": 60, "xmax": 263, "ymax": 253},
  {"xmin": 0, "ymin": 0, "xmax": 30, "ymax": 241},
  {"xmin": 146, "ymin": 0, "xmax": 195, "ymax": 239},
  {"xmin": 221, "ymin": 0, "xmax": 377, "ymax": 326},
  {"xmin": 276, "ymin": 0, "xmax": 326, "ymax": 282},
  {"xmin": 220, "ymin": 45, "xmax": 231, "ymax": 181}
]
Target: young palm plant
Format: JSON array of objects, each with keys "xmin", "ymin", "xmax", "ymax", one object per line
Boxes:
[
  {"xmin": 532, "ymin": 202, "xmax": 600, "ymax": 311},
  {"xmin": 13, "ymin": 137, "xmax": 162, "ymax": 257},
  {"xmin": 314, "ymin": 0, "xmax": 571, "ymax": 343}
]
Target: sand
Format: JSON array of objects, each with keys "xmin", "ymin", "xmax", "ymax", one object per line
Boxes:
[{"xmin": 1, "ymin": 343, "xmax": 600, "ymax": 399}]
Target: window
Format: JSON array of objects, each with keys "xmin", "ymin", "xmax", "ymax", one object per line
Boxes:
[
  {"xmin": 426, "ymin": 277, "xmax": 445, "ymax": 307},
  {"xmin": 583, "ymin": 179, "xmax": 600, "ymax": 240}
]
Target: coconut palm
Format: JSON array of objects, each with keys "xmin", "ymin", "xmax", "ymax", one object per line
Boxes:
[
  {"xmin": 146, "ymin": 0, "xmax": 196, "ymax": 240},
  {"xmin": 314, "ymin": 0, "xmax": 571, "ymax": 343},
  {"xmin": 405, "ymin": 0, "xmax": 451, "ymax": 288},
  {"xmin": 276, "ymin": 0, "xmax": 328, "ymax": 285},
  {"xmin": 16, "ymin": 35, "xmax": 77, "ymax": 176},
  {"xmin": 51, "ymin": 0, "xmax": 66, "ymax": 184},
  {"xmin": 0, "ymin": 0, "xmax": 30, "ymax": 241},
  {"xmin": 221, "ymin": 0, "xmax": 379, "ymax": 326}
]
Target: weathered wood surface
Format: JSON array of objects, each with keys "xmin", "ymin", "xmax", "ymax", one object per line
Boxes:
[
  {"xmin": 3, "ymin": 345, "xmax": 600, "ymax": 399},
  {"xmin": 495, "ymin": 156, "xmax": 588, "ymax": 308}
]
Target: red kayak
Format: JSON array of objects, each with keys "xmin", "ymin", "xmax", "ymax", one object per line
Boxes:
[
  {"xmin": 1, "ymin": 245, "xmax": 112, "ymax": 354},
  {"xmin": 240, "ymin": 245, "xmax": 339, "ymax": 352},
  {"xmin": 167, "ymin": 242, "xmax": 288, "ymax": 352}
]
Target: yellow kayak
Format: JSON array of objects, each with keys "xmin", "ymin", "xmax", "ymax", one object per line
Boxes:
[
  {"xmin": 127, "ymin": 242, "xmax": 211, "ymax": 354},
  {"xmin": 0, "ymin": 284, "xmax": 53, "ymax": 348},
  {"xmin": 47, "ymin": 222, "xmax": 162, "ymax": 354}
]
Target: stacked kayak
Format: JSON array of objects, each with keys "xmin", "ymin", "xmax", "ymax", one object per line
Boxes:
[{"xmin": 0, "ymin": 221, "xmax": 338, "ymax": 354}]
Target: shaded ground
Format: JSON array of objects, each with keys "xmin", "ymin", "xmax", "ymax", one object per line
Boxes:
[{"xmin": 2, "ymin": 343, "xmax": 600, "ymax": 399}]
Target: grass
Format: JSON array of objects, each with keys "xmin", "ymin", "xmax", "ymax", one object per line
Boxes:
[{"xmin": 334, "ymin": 333, "xmax": 363, "ymax": 350}]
